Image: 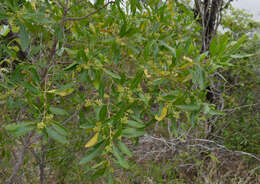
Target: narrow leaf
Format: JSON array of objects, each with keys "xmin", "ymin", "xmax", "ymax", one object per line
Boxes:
[
  {"xmin": 21, "ymin": 82, "xmax": 38, "ymax": 94},
  {"xmin": 5, "ymin": 122, "xmax": 35, "ymax": 137},
  {"xmin": 155, "ymin": 106, "xmax": 168, "ymax": 121},
  {"xmin": 85, "ymin": 132, "xmax": 99, "ymax": 148},
  {"xmin": 122, "ymin": 128, "xmax": 146, "ymax": 138},
  {"xmin": 19, "ymin": 24, "xmax": 29, "ymax": 51},
  {"xmin": 118, "ymin": 141, "xmax": 132, "ymax": 157},
  {"xmin": 46, "ymin": 126, "xmax": 68, "ymax": 144},
  {"xmin": 112, "ymin": 144, "xmax": 129, "ymax": 169},
  {"xmin": 230, "ymin": 54, "xmax": 254, "ymax": 59},
  {"xmin": 159, "ymin": 41, "xmax": 176, "ymax": 56},
  {"xmin": 49, "ymin": 106, "xmax": 68, "ymax": 115},
  {"xmin": 48, "ymin": 84, "xmax": 75, "ymax": 97},
  {"xmin": 51, "ymin": 123, "xmax": 68, "ymax": 136},
  {"xmin": 130, "ymin": 71, "xmax": 144, "ymax": 89},
  {"xmin": 127, "ymin": 120, "xmax": 145, "ymax": 128},
  {"xmin": 103, "ymin": 68, "xmax": 121, "ymax": 79},
  {"xmin": 79, "ymin": 141, "xmax": 105, "ymax": 165},
  {"xmin": 176, "ymin": 104, "xmax": 201, "ymax": 111},
  {"xmin": 98, "ymin": 105, "xmax": 107, "ymax": 121}
]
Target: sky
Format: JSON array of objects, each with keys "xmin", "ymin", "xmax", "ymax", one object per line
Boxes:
[
  {"xmin": 89, "ymin": 0, "xmax": 260, "ymax": 21},
  {"xmin": 232, "ymin": 0, "xmax": 260, "ymax": 21}
]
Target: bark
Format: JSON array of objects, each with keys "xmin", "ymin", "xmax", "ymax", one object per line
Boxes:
[{"xmin": 194, "ymin": 0, "xmax": 229, "ymax": 52}]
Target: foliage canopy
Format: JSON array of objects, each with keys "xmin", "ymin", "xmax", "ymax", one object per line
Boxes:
[{"xmin": 0, "ymin": 0, "xmax": 259, "ymax": 183}]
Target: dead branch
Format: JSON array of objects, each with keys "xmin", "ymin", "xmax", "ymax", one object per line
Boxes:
[{"xmin": 63, "ymin": 1, "xmax": 115, "ymax": 22}]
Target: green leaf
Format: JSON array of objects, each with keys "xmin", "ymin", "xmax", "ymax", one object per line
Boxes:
[
  {"xmin": 47, "ymin": 83, "xmax": 75, "ymax": 96},
  {"xmin": 103, "ymin": 68, "xmax": 121, "ymax": 79},
  {"xmin": 64, "ymin": 62, "xmax": 78, "ymax": 71},
  {"xmin": 29, "ymin": 67, "xmax": 40, "ymax": 86},
  {"xmin": 5, "ymin": 122, "xmax": 35, "ymax": 137},
  {"xmin": 171, "ymin": 118, "xmax": 178, "ymax": 137},
  {"xmin": 0, "ymin": 25, "xmax": 10, "ymax": 36},
  {"xmin": 79, "ymin": 141, "xmax": 105, "ymax": 165},
  {"xmin": 108, "ymin": 173, "xmax": 114, "ymax": 184},
  {"xmin": 191, "ymin": 65, "xmax": 206, "ymax": 90},
  {"xmin": 122, "ymin": 128, "xmax": 146, "ymax": 138},
  {"xmin": 13, "ymin": 126, "xmax": 35, "ymax": 137},
  {"xmin": 98, "ymin": 105, "xmax": 107, "ymax": 121},
  {"xmin": 209, "ymin": 36, "xmax": 218, "ymax": 56},
  {"xmin": 112, "ymin": 143, "xmax": 129, "ymax": 169},
  {"xmin": 130, "ymin": 71, "xmax": 144, "ymax": 89},
  {"xmin": 93, "ymin": 70, "xmax": 101, "ymax": 90},
  {"xmin": 91, "ymin": 167, "xmax": 106, "ymax": 180},
  {"xmin": 230, "ymin": 54, "xmax": 254, "ymax": 59},
  {"xmin": 29, "ymin": 46, "xmax": 41, "ymax": 57},
  {"xmin": 218, "ymin": 34, "xmax": 229, "ymax": 57},
  {"xmin": 226, "ymin": 34, "xmax": 247, "ymax": 55},
  {"xmin": 5, "ymin": 123, "xmax": 26, "ymax": 132},
  {"xmin": 197, "ymin": 66, "xmax": 206, "ymax": 90},
  {"xmin": 51, "ymin": 123, "xmax": 68, "ymax": 136},
  {"xmin": 159, "ymin": 41, "xmax": 176, "ymax": 56},
  {"xmin": 80, "ymin": 124, "xmax": 95, "ymax": 129},
  {"xmin": 209, "ymin": 109, "xmax": 225, "ymax": 115},
  {"xmin": 95, "ymin": 0, "xmax": 104, "ymax": 8},
  {"xmin": 119, "ymin": 21, "xmax": 127, "ymax": 37},
  {"xmin": 176, "ymin": 104, "xmax": 201, "ymax": 111},
  {"xmin": 19, "ymin": 24, "xmax": 30, "ymax": 51},
  {"xmin": 21, "ymin": 82, "xmax": 39, "ymax": 95},
  {"xmin": 130, "ymin": 0, "xmax": 136, "ymax": 15},
  {"xmin": 49, "ymin": 106, "xmax": 68, "ymax": 116},
  {"xmin": 55, "ymin": 24, "xmax": 64, "ymax": 42},
  {"xmin": 99, "ymin": 80, "xmax": 104, "ymax": 98},
  {"xmin": 127, "ymin": 120, "xmax": 145, "ymax": 128},
  {"xmin": 91, "ymin": 161, "xmax": 105, "ymax": 169},
  {"xmin": 46, "ymin": 126, "xmax": 68, "ymax": 145},
  {"xmin": 118, "ymin": 141, "xmax": 132, "ymax": 157},
  {"xmin": 93, "ymin": 79, "xmax": 100, "ymax": 90}
]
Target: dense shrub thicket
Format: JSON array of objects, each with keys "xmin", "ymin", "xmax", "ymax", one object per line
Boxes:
[{"xmin": 0, "ymin": 0, "xmax": 259, "ymax": 183}]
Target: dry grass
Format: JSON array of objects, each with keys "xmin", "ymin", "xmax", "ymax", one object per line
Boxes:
[{"xmin": 113, "ymin": 134, "xmax": 260, "ymax": 184}]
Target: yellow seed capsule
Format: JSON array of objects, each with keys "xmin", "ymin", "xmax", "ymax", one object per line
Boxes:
[
  {"xmin": 109, "ymin": 167, "xmax": 114, "ymax": 173},
  {"xmin": 144, "ymin": 69, "xmax": 151, "ymax": 78},
  {"xmin": 95, "ymin": 99, "xmax": 102, "ymax": 106},
  {"xmin": 37, "ymin": 122, "xmax": 46, "ymax": 129},
  {"xmin": 104, "ymin": 93, "xmax": 110, "ymax": 98},
  {"xmin": 85, "ymin": 48, "xmax": 89, "ymax": 55},
  {"xmin": 84, "ymin": 99, "xmax": 92, "ymax": 107},
  {"xmin": 93, "ymin": 126, "xmax": 101, "ymax": 132},
  {"xmin": 183, "ymin": 56, "xmax": 193, "ymax": 62},
  {"xmin": 96, "ymin": 121, "xmax": 102, "ymax": 126}
]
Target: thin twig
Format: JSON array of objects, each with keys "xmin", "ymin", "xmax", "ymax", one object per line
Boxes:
[
  {"xmin": 5, "ymin": 146, "xmax": 26, "ymax": 184},
  {"xmin": 62, "ymin": 102, "xmax": 85, "ymax": 125},
  {"xmin": 223, "ymin": 103, "xmax": 260, "ymax": 112},
  {"xmin": 136, "ymin": 135, "xmax": 260, "ymax": 163},
  {"xmin": 5, "ymin": 132, "xmax": 35, "ymax": 184},
  {"xmin": 63, "ymin": 1, "xmax": 115, "ymax": 22}
]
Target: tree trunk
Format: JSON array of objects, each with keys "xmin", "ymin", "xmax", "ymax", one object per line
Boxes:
[{"xmin": 194, "ymin": 0, "xmax": 225, "ymax": 52}]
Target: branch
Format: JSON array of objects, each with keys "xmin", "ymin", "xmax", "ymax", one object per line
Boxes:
[
  {"xmin": 136, "ymin": 135, "xmax": 260, "ymax": 163},
  {"xmin": 28, "ymin": 147, "xmax": 45, "ymax": 184},
  {"xmin": 62, "ymin": 102, "xmax": 85, "ymax": 125},
  {"xmin": 40, "ymin": 0, "xmax": 70, "ymax": 87},
  {"xmin": 223, "ymin": 103, "xmax": 260, "ymax": 112},
  {"xmin": 221, "ymin": 0, "xmax": 234, "ymax": 11},
  {"xmin": 5, "ymin": 132, "xmax": 35, "ymax": 184},
  {"xmin": 63, "ymin": 1, "xmax": 115, "ymax": 22},
  {"xmin": 5, "ymin": 146, "xmax": 26, "ymax": 184}
]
